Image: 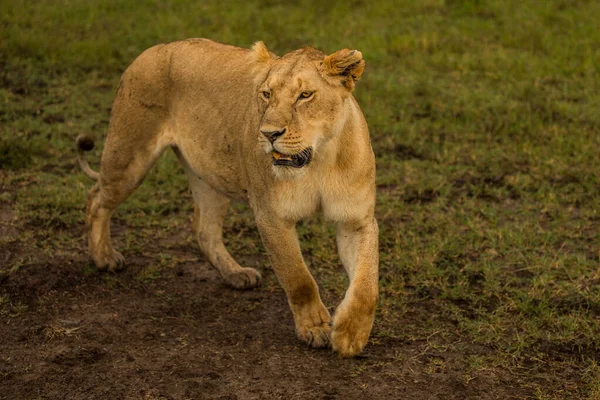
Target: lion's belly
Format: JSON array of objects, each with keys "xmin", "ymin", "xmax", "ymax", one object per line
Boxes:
[
  {"xmin": 172, "ymin": 126, "xmax": 248, "ymax": 201},
  {"xmin": 167, "ymin": 96, "xmax": 255, "ymax": 201},
  {"xmin": 161, "ymin": 40, "xmax": 260, "ymax": 201}
]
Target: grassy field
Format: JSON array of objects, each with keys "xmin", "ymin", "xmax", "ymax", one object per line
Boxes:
[{"xmin": 1, "ymin": 0, "xmax": 599, "ymax": 398}]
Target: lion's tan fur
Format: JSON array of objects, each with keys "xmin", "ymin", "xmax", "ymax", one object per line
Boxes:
[{"xmin": 78, "ymin": 39, "xmax": 379, "ymax": 357}]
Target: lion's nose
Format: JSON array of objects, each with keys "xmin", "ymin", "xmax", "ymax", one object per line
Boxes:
[{"xmin": 260, "ymin": 127, "xmax": 286, "ymax": 143}]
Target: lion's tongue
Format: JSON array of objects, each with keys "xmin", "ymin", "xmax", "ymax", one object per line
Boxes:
[{"xmin": 272, "ymin": 151, "xmax": 292, "ymax": 161}]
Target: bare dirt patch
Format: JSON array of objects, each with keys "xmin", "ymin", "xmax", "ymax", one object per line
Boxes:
[{"xmin": 0, "ymin": 219, "xmax": 531, "ymax": 400}]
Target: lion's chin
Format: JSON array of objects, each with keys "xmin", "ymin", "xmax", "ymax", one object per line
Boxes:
[
  {"xmin": 271, "ymin": 164, "xmax": 309, "ymax": 180},
  {"xmin": 271, "ymin": 148, "xmax": 313, "ymax": 168}
]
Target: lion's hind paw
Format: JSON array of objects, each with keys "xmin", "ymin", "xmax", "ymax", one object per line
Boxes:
[{"xmin": 93, "ymin": 249, "xmax": 125, "ymax": 272}]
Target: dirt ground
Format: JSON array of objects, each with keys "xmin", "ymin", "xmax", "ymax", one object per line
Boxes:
[{"xmin": 0, "ymin": 200, "xmax": 535, "ymax": 400}]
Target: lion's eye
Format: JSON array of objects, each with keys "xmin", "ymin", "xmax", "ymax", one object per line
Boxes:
[
  {"xmin": 261, "ymin": 91, "xmax": 271, "ymax": 99},
  {"xmin": 299, "ymin": 91, "xmax": 313, "ymax": 99}
]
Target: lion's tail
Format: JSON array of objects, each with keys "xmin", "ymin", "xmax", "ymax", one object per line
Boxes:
[{"xmin": 76, "ymin": 135, "xmax": 99, "ymax": 181}]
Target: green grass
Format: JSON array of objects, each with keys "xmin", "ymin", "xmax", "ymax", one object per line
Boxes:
[{"xmin": 1, "ymin": 0, "xmax": 599, "ymax": 398}]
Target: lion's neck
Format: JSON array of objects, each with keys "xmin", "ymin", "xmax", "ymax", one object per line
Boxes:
[{"xmin": 318, "ymin": 97, "xmax": 370, "ymax": 173}]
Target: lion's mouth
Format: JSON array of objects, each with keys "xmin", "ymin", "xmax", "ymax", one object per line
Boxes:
[{"xmin": 272, "ymin": 148, "xmax": 313, "ymax": 168}]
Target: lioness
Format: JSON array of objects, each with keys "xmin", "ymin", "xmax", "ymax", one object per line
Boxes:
[{"xmin": 77, "ymin": 39, "xmax": 378, "ymax": 357}]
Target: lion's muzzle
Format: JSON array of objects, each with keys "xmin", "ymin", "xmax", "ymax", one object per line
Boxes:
[
  {"xmin": 272, "ymin": 148, "xmax": 313, "ymax": 168},
  {"xmin": 260, "ymin": 127, "xmax": 286, "ymax": 143}
]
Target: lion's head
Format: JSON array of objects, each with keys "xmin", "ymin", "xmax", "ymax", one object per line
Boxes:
[{"xmin": 251, "ymin": 42, "xmax": 365, "ymax": 176}]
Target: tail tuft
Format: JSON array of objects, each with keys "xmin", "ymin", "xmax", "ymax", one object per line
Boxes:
[
  {"xmin": 77, "ymin": 135, "xmax": 95, "ymax": 152},
  {"xmin": 76, "ymin": 134, "xmax": 99, "ymax": 181}
]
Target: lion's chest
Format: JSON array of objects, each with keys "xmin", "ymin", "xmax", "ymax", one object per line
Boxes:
[
  {"xmin": 272, "ymin": 182, "xmax": 321, "ymax": 221},
  {"xmin": 270, "ymin": 175, "xmax": 371, "ymax": 223}
]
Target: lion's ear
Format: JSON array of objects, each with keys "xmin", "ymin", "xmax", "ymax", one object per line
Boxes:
[
  {"xmin": 322, "ymin": 49, "xmax": 365, "ymax": 91},
  {"xmin": 250, "ymin": 42, "xmax": 277, "ymax": 87},
  {"xmin": 251, "ymin": 41, "xmax": 277, "ymax": 64}
]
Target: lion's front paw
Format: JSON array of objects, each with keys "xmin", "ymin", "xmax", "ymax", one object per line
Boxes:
[
  {"xmin": 92, "ymin": 249, "xmax": 125, "ymax": 272},
  {"xmin": 294, "ymin": 303, "xmax": 332, "ymax": 348},
  {"xmin": 297, "ymin": 321, "xmax": 331, "ymax": 348},
  {"xmin": 331, "ymin": 299, "xmax": 375, "ymax": 358},
  {"xmin": 225, "ymin": 267, "xmax": 261, "ymax": 290}
]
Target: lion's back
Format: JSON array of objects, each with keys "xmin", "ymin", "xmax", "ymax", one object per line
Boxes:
[{"xmin": 116, "ymin": 39, "xmax": 252, "ymax": 109}]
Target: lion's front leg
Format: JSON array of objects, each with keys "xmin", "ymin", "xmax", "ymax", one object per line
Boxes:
[
  {"xmin": 256, "ymin": 215, "xmax": 331, "ymax": 348},
  {"xmin": 332, "ymin": 218, "xmax": 379, "ymax": 357}
]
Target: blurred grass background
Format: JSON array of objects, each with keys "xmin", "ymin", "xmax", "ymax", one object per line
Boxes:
[{"xmin": 1, "ymin": 0, "xmax": 599, "ymax": 398}]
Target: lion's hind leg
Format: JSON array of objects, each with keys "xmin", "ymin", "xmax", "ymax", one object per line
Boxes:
[
  {"xmin": 184, "ymin": 174, "xmax": 261, "ymax": 289},
  {"xmin": 87, "ymin": 154, "xmax": 163, "ymax": 271},
  {"xmin": 87, "ymin": 126, "xmax": 170, "ymax": 271},
  {"xmin": 86, "ymin": 180, "xmax": 126, "ymax": 271}
]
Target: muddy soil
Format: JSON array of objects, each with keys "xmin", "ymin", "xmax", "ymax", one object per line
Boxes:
[{"xmin": 0, "ymin": 205, "xmax": 528, "ymax": 400}]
